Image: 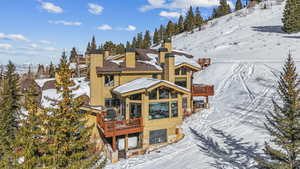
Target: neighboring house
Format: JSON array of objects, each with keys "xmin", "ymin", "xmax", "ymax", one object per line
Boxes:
[{"xmin": 84, "ymin": 40, "xmax": 211, "ymax": 162}]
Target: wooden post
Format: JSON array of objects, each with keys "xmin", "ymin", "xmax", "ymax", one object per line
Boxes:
[
  {"xmin": 112, "ymin": 121, "xmax": 116, "ymax": 151},
  {"xmin": 205, "ymin": 96, "xmax": 209, "ymax": 104},
  {"xmin": 125, "ymin": 134, "xmax": 129, "ymax": 152}
]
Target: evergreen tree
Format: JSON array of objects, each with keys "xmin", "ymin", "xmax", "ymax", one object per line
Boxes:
[
  {"xmin": 132, "ymin": 37, "xmax": 137, "ymax": 48},
  {"xmin": 86, "ymin": 42, "xmax": 91, "ymax": 53},
  {"xmin": 166, "ymin": 21, "xmax": 176, "ymax": 38},
  {"xmin": 256, "ymin": 54, "xmax": 300, "ymax": 168},
  {"xmin": 282, "ymin": 0, "xmax": 300, "ymax": 33},
  {"xmin": 91, "ymin": 36, "xmax": 97, "ymax": 50},
  {"xmin": 194, "ymin": 7, "xmax": 204, "ymax": 30},
  {"xmin": 136, "ymin": 32, "xmax": 143, "ymax": 48},
  {"xmin": 213, "ymin": 0, "xmax": 231, "ymax": 18},
  {"xmin": 176, "ymin": 15, "xmax": 184, "ymax": 33},
  {"xmin": 158, "ymin": 24, "xmax": 166, "ymax": 41},
  {"xmin": 184, "ymin": 6, "xmax": 195, "ymax": 32},
  {"xmin": 49, "ymin": 62, "xmax": 55, "ymax": 78},
  {"xmin": 143, "ymin": 30, "xmax": 152, "ymax": 49},
  {"xmin": 0, "ymin": 61, "xmax": 21, "ymax": 168},
  {"xmin": 15, "ymin": 86, "xmax": 45, "ymax": 169},
  {"xmin": 70, "ymin": 47, "xmax": 78, "ymax": 63},
  {"xmin": 126, "ymin": 41, "xmax": 131, "ymax": 49},
  {"xmin": 153, "ymin": 28, "xmax": 160, "ymax": 45},
  {"xmin": 43, "ymin": 52, "xmax": 103, "ymax": 168},
  {"xmin": 235, "ymin": 0, "xmax": 243, "ymax": 11}
]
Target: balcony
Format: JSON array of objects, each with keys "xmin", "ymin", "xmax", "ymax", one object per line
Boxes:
[
  {"xmin": 192, "ymin": 85, "xmax": 214, "ymax": 97},
  {"xmin": 96, "ymin": 113, "xmax": 143, "ymax": 138}
]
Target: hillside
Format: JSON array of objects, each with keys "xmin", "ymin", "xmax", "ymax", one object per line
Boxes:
[{"xmin": 106, "ymin": 1, "xmax": 300, "ymax": 169}]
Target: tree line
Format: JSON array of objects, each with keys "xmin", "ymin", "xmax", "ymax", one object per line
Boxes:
[{"xmin": 0, "ymin": 54, "xmax": 105, "ymax": 169}]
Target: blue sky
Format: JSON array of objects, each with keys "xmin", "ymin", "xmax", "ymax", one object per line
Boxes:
[{"xmin": 0, "ymin": 0, "xmax": 240, "ymax": 65}]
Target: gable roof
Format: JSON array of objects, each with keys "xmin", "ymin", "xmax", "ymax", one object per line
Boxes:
[{"xmin": 112, "ymin": 78, "xmax": 190, "ymax": 96}]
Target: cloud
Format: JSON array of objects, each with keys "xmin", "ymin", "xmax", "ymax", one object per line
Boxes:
[
  {"xmin": 39, "ymin": 1, "xmax": 63, "ymax": 13},
  {"xmin": 21, "ymin": 44, "xmax": 58, "ymax": 52},
  {"xmin": 39, "ymin": 40, "xmax": 52, "ymax": 44},
  {"xmin": 97, "ymin": 24, "xmax": 113, "ymax": 31},
  {"xmin": 159, "ymin": 11, "xmax": 180, "ymax": 18},
  {"xmin": 140, "ymin": 0, "xmax": 219, "ymax": 12},
  {"xmin": 125, "ymin": 25, "xmax": 137, "ymax": 31},
  {"xmin": 0, "ymin": 33, "xmax": 30, "ymax": 42},
  {"xmin": 0, "ymin": 43, "xmax": 12, "ymax": 50},
  {"xmin": 48, "ymin": 20, "xmax": 82, "ymax": 26},
  {"xmin": 88, "ymin": 3, "xmax": 104, "ymax": 15}
]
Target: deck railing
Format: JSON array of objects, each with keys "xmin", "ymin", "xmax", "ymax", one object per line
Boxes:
[
  {"xmin": 96, "ymin": 113, "xmax": 143, "ymax": 137},
  {"xmin": 192, "ymin": 85, "xmax": 214, "ymax": 96}
]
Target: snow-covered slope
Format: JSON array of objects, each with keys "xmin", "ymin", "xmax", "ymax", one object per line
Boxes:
[{"xmin": 106, "ymin": 1, "xmax": 300, "ymax": 169}]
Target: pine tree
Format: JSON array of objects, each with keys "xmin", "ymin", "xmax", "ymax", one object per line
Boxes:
[
  {"xmin": 91, "ymin": 36, "xmax": 97, "ymax": 50},
  {"xmin": 176, "ymin": 15, "xmax": 184, "ymax": 33},
  {"xmin": 153, "ymin": 28, "xmax": 160, "ymax": 45},
  {"xmin": 235, "ymin": 0, "xmax": 243, "ymax": 11},
  {"xmin": 15, "ymin": 86, "xmax": 45, "ymax": 169},
  {"xmin": 42, "ymin": 52, "xmax": 103, "ymax": 168},
  {"xmin": 158, "ymin": 24, "xmax": 166, "ymax": 41},
  {"xmin": 166, "ymin": 21, "xmax": 176, "ymax": 38},
  {"xmin": 49, "ymin": 62, "xmax": 55, "ymax": 78},
  {"xmin": 126, "ymin": 41, "xmax": 131, "ymax": 49},
  {"xmin": 194, "ymin": 7, "xmax": 204, "ymax": 30},
  {"xmin": 136, "ymin": 32, "xmax": 143, "ymax": 48},
  {"xmin": 0, "ymin": 61, "xmax": 21, "ymax": 168},
  {"xmin": 282, "ymin": 0, "xmax": 300, "ymax": 33},
  {"xmin": 70, "ymin": 47, "xmax": 78, "ymax": 63},
  {"xmin": 143, "ymin": 30, "xmax": 152, "ymax": 49},
  {"xmin": 132, "ymin": 37, "xmax": 137, "ymax": 48},
  {"xmin": 256, "ymin": 54, "xmax": 300, "ymax": 168},
  {"xmin": 184, "ymin": 6, "xmax": 195, "ymax": 32},
  {"xmin": 86, "ymin": 42, "xmax": 91, "ymax": 53}
]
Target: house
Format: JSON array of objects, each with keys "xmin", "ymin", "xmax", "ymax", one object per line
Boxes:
[{"xmin": 84, "ymin": 40, "xmax": 207, "ymax": 162}]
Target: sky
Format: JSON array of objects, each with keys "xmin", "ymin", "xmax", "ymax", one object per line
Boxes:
[{"xmin": 0, "ymin": 0, "xmax": 240, "ymax": 65}]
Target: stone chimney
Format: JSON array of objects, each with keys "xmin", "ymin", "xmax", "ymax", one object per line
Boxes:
[
  {"xmin": 104, "ymin": 50, "xmax": 110, "ymax": 58},
  {"xmin": 158, "ymin": 47, "xmax": 168, "ymax": 64},
  {"xmin": 89, "ymin": 49, "xmax": 104, "ymax": 106},
  {"xmin": 163, "ymin": 39, "xmax": 172, "ymax": 52},
  {"xmin": 164, "ymin": 53, "xmax": 175, "ymax": 83},
  {"xmin": 125, "ymin": 48, "xmax": 136, "ymax": 68}
]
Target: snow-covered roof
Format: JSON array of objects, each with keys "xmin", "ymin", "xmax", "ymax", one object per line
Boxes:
[
  {"xmin": 40, "ymin": 77, "xmax": 90, "ymax": 108},
  {"xmin": 35, "ymin": 78, "xmax": 55, "ymax": 88},
  {"xmin": 113, "ymin": 78, "xmax": 189, "ymax": 95},
  {"xmin": 175, "ymin": 55, "xmax": 201, "ymax": 69}
]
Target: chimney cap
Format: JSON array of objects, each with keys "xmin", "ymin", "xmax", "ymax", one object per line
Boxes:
[
  {"xmin": 165, "ymin": 53, "xmax": 175, "ymax": 58},
  {"xmin": 163, "ymin": 39, "xmax": 172, "ymax": 43},
  {"xmin": 125, "ymin": 48, "xmax": 135, "ymax": 53},
  {"xmin": 88, "ymin": 49, "xmax": 103, "ymax": 54},
  {"xmin": 158, "ymin": 48, "xmax": 168, "ymax": 52}
]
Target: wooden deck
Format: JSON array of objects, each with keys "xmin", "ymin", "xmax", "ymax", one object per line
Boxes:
[
  {"xmin": 96, "ymin": 113, "xmax": 143, "ymax": 138},
  {"xmin": 192, "ymin": 85, "xmax": 214, "ymax": 97}
]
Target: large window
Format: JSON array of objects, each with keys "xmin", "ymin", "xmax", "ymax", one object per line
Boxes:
[
  {"xmin": 129, "ymin": 94, "xmax": 141, "ymax": 100},
  {"xmin": 159, "ymin": 88, "xmax": 169, "ymax": 99},
  {"xmin": 149, "ymin": 102, "xmax": 169, "ymax": 120},
  {"xmin": 175, "ymin": 81, "xmax": 187, "ymax": 88},
  {"xmin": 105, "ymin": 98, "xmax": 120, "ymax": 108},
  {"xmin": 171, "ymin": 101, "xmax": 178, "ymax": 117},
  {"xmin": 130, "ymin": 103, "xmax": 141, "ymax": 119},
  {"xmin": 104, "ymin": 75, "xmax": 114, "ymax": 86},
  {"xmin": 149, "ymin": 129, "xmax": 167, "ymax": 145},
  {"xmin": 149, "ymin": 89, "xmax": 157, "ymax": 100}
]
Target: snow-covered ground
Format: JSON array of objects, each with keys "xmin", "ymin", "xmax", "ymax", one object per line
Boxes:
[{"xmin": 106, "ymin": 1, "xmax": 300, "ymax": 169}]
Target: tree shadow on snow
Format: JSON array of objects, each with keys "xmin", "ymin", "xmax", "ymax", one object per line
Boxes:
[
  {"xmin": 190, "ymin": 127, "xmax": 262, "ymax": 169},
  {"xmin": 282, "ymin": 36, "xmax": 300, "ymax": 39},
  {"xmin": 251, "ymin": 26, "xmax": 285, "ymax": 34}
]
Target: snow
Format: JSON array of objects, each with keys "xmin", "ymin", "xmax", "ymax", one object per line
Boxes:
[
  {"xmin": 35, "ymin": 78, "xmax": 55, "ymax": 88},
  {"xmin": 112, "ymin": 78, "xmax": 189, "ymax": 95},
  {"xmin": 106, "ymin": 1, "xmax": 300, "ymax": 169},
  {"xmin": 111, "ymin": 60, "xmax": 124, "ymax": 65},
  {"xmin": 174, "ymin": 55, "xmax": 201, "ymax": 68},
  {"xmin": 40, "ymin": 77, "xmax": 90, "ymax": 108}
]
